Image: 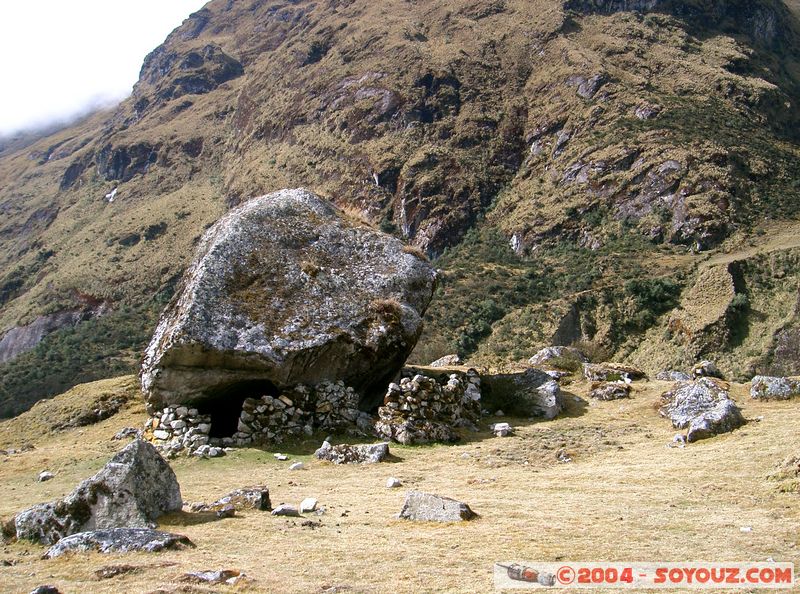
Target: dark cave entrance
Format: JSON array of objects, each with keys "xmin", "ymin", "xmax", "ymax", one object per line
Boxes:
[{"xmin": 197, "ymin": 379, "xmax": 279, "ymax": 438}]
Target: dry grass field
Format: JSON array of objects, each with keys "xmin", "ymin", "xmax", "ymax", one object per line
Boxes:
[{"xmin": 1, "ymin": 375, "xmax": 798, "ymax": 593}]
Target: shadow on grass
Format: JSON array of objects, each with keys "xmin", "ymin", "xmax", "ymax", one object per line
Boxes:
[{"xmin": 159, "ymin": 510, "xmax": 232, "ymax": 528}]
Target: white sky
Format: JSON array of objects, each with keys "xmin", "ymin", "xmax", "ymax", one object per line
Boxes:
[{"xmin": 0, "ymin": 0, "xmax": 209, "ymax": 136}]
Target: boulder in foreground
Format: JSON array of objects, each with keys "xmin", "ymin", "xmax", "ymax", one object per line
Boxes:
[
  {"xmin": 141, "ymin": 188, "xmax": 437, "ymax": 414},
  {"xmin": 14, "ymin": 440, "xmax": 181, "ymax": 545},
  {"xmin": 44, "ymin": 528, "xmax": 194, "ymax": 558},
  {"xmin": 399, "ymin": 491, "xmax": 477, "ymax": 522},
  {"xmin": 659, "ymin": 378, "xmax": 745, "ymax": 443}
]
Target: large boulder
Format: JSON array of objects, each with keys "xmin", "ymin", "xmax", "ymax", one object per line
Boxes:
[
  {"xmin": 141, "ymin": 189, "xmax": 437, "ymax": 414},
  {"xmin": 750, "ymin": 376, "xmax": 800, "ymax": 400},
  {"xmin": 14, "ymin": 440, "xmax": 182, "ymax": 545},
  {"xmin": 659, "ymin": 378, "xmax": 745, "ymax": 443}
]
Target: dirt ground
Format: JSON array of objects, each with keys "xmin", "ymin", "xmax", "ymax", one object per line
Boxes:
[{"xmin": 0, "ymin": 376, "xmax": 798, "ymax": 593}]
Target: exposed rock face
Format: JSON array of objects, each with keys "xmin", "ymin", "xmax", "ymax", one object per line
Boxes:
[
  {"xmin": 375, "ymin": 371, "xmax": 481, "ymax": 445},
  {"xmin": 141, "ymin": 189, "xmax": 437, "ymax": 414},
  {"xmin": 751, "ymin": 376, "xmax": 800, "ymax": 400},
  {"xmin": 0, "ymin": 306, "xmax": 108, "ymax": 365},
  {"xmin": 399, "ymin": 491, "xmax": 476, "ymax": 522},
  {"xmin": 564, "ymin": 0, "xmax": 791, "ymax": 48},
  {"xmin": 314, "ymin": 441, "xmax": 389, "ymax": 464},
  {"xmin": 14, "ymin": 440, "xmax": 181, "ymax": 545},
  {"xmin": 659, "ymin": 378, "xmax": 745, "ymax": 442},
  {"xmin": 44, "ymin": 528, "xmax": 194, "ymax": 558},
  {"xmin": 528, "ymin": 346, "xmax": 588, "ymax": 369},
  {"xmin": 482, "ymin": 369, "xmax": 563, "ymax": 419}
]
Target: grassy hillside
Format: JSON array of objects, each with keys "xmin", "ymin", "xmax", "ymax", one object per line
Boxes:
[{"xmin": 1, "ymin": 0, "xmax": 800, "ymax": 415}]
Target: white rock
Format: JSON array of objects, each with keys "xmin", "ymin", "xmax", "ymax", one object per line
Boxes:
[
  {"xmin": 386, "ymin": 477, "xmax": 402, "ymax": 488},
  {"xmin": 153, "ymin": 430, "xmax": 171, "ymax": 440},
  {"xmin": 176, "ymin": 406, "xmax": 189, "ymax": 417},
  {"xmin": 495, "ymin": 410, "xmax": 505, "ymax": 417},
  {"xmin": 38, "ymin": 471, "xmax": 54, "ymax": 482},
  {"xmin": 289, "ymin": 462, "xmax": 305, "ymax": 471},
  {"xmin": 740, "ymin": 526, "xmax": 753, "ymax": 533},
  {"xmin": 274, "ymin": 453, "xmax": 289, "ymax": 461},
  {"xmin": 170, "ymin": 420, "xmax": 187, "ymax": 430},
  {"xmin": 492, "ymin": 422, "xmax": 513, "ymax": 437},
  {"xmin": 197, "ymin": 423, "xmax": 211, "ymax": 434},
  {"xmin": 299, "ymin": 497, "xmax": 318, "ymax": 513}
]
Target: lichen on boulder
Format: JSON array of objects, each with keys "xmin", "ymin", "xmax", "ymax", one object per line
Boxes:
[{"xmin": 141, "ymin": 189, "xmax": 437, "ymax": 415}]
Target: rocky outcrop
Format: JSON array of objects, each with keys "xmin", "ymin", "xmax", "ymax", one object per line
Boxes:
[
  {"xmin": 375, "ymin": 371, "xmax": 481, "ymax": 445},
  {"xmin": 564, "ymin": 0, "xmax": 792, "ymax": 48},
  {"xmin": 314, "ymin": 441, "xmax": 389, "ymax": 464},
  {"xmin": 0, "ymin": 307, "xmax": 106, "ymax": 365},
  {"xmin": 482, "ymin": 369, "xmax": 563, "ymax": 418},
  {"xmin": 399, "ymin": 491, "xmax": 477, "ymax": 522},
  {"xmin": 583, "ymin": 362, "xmax": 646, "ymax": 383},
  {"xmin": 528, "ymin": 346, "xmax": 588, "ymax": 369},
  {"xmin": 44, "ymin": 528, "xmax": 194, "ymax": 558},
  {"xmin": 750, "ymin": 376, "xmax": 800, "ymax": 400},
  {"xmin": 429, "ymin": 354, "xmax": 462, "ymax": 367},
  {"xmin": 134, "ymin": 43, "xmax": 244, "ymax": 111},
  {"xmin": 141, "ymin": 189, "xmax": 437, "ymax": 415},
  {"xmin": 659, "ymin": 378, "xmax": 745, "ymax": 442},
  {"xmin": 14, "ymin": 440, "xmax": 181, "ymax": 545}
]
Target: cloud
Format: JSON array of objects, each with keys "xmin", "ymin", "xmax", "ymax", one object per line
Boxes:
[{"xmin": 0, "ymin": 0, "xmax": 208, "ymax": 135}]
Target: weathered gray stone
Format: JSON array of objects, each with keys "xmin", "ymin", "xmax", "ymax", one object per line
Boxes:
[
  {"xmin": 190, "ymin": 486, "xmax": 271, "ymax": 513},
  {"xmin": 583, "ymin": 362, "xmax": 646, "ymax": 383},
  {"xmin": 528, "ymin": 346, "xmax": 588, "ymax": 369},
  {"xmin": 299, "ymin": 498, "xmax": 318, "ymax": 513},
  {"xmin": 589, "ymin": 382, "xmax": 631, "ymax": 401},
  {"xmin": 44, "ymin": 528, "xmax": 194, "ymax": 558},
  {"xmin": 14, "ymin": 440, "xmax": 181, "ymax": 545},
  {"xmin": 660, "ymin": 378, "xmax": 745, "ymax": 443},
  {"xmin": 314, "ymin": 440, "xmax": 389, "ymax": 464},
  {"xmin": 386, "ymin": 477, "xmax": 402, "ymax": 488},
  {"xmin": 399, "ymin": 491, "xmax": 476, "ymax": 522},
  {"xmin": 492, "ymin": 422, "xmax": 513, "ymax": 437},
  {"xmin": 750, "ymin": 376, "xmax": 800, "ymax": 400},
  {"xmin": 656, "ymin": 370, "xmax": 691, "ymax": 382},
  {"xmin": 429, "ymin": 354, "xmax": 462, "ymax": 367},
  {"xmin": 141, "ymin": 189, "xmax": 437, "ymax": 414}
]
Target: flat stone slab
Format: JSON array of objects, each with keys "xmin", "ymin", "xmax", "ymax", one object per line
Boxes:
[
  {"xmin": 399, "ymin": 490, "xmax": 477, "ymax": 522},
  {"xmin": 44, "ymin": 528, "xmax": 194, "ymax": 558}
]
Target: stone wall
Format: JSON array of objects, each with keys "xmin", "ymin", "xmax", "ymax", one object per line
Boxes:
[
  {"xmin": 375, "ymin": 370, "xmax": 482, "ymax": 445},
  {"xmin": 144, "ymin": 381, "xmax": 374, "ymax": 454}
]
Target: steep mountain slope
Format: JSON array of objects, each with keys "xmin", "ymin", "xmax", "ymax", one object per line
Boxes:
[{"xmin": 1, "ymin": 0, "xmax": 800, "ymax": 415}]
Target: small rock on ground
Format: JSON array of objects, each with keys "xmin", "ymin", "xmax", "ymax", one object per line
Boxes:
[{"xmin": 271, "ymin": 504, "xmax": 300, "ymax": 517}]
